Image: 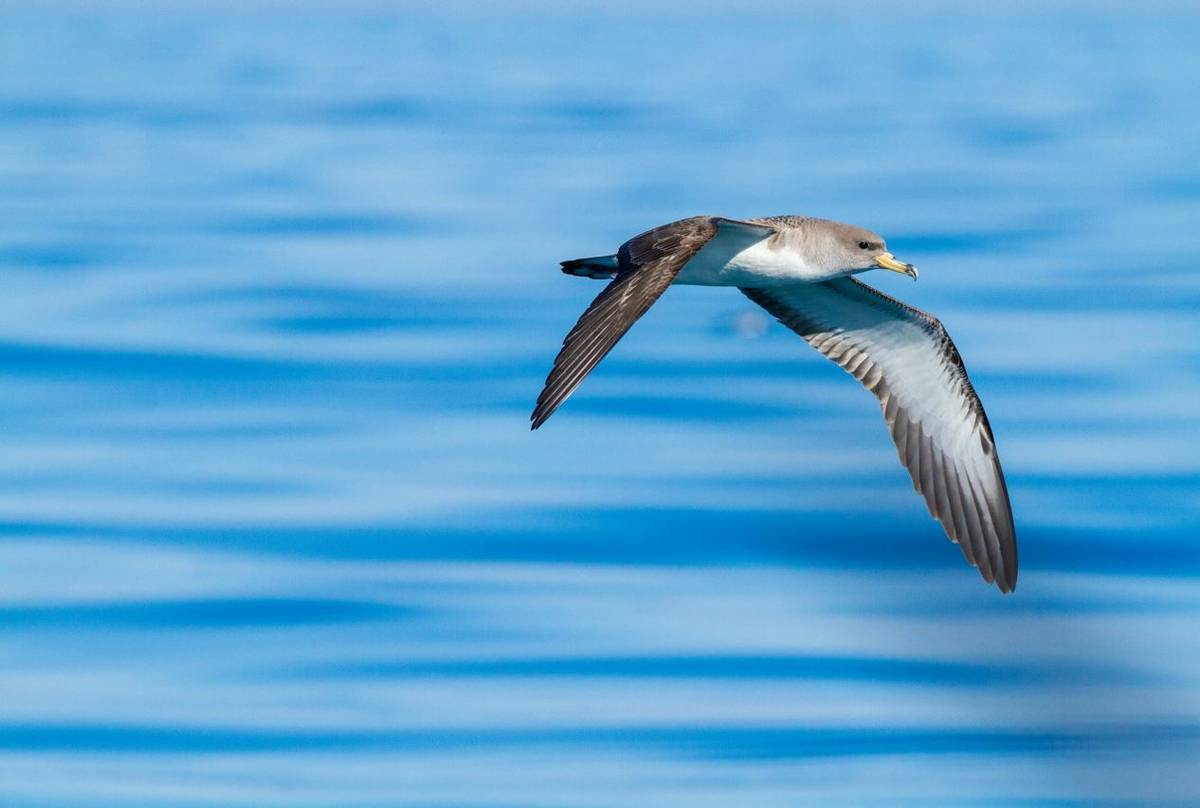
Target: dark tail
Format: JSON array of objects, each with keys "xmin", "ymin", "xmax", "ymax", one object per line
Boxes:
[{"xmin": 560, "ymin": 254, "xmax": 619, "ymax": 280}]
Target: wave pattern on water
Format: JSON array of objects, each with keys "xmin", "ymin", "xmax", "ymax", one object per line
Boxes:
[{"xmin": 1, "ymin": 2, "xmax": 1199, "ymax": 806}]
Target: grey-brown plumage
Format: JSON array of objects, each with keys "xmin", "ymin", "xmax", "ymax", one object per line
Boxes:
[
  {"xmin": 531, "ymin": 217, "xmax": 720, "ymax": 429},
  {"xmin": 533, "ymin": 215, "xmax": 1016, "ymax": 592}
]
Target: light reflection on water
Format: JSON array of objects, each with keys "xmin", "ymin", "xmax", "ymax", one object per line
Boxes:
[{"xmin": 1, "ymin": 3, "xmax": 1199, "ymax": 805}]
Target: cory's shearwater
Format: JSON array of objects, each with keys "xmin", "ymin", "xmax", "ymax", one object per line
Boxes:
[{"xmin": 532, "ymin": 215, "xmax": 1017, "ymax": 592}]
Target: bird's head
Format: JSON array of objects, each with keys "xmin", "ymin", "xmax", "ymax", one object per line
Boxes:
[{"xmin": 815, "ymin": 220, "xmax": 919, "ymax": 280}]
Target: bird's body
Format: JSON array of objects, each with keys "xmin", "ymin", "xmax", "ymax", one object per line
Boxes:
[
  {"xmin": 534, "ymin": 215, "xmax": 1017, "ymax": 592},
  {"xmin": 566, "ymin": 216, "xmax": 903, "ymax": 287},
  {"xmin": 674, "ymin": 217, "xmax": 834, "ymax": 286}
]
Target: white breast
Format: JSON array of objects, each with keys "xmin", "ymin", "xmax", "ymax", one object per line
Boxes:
[{"xmin": 673, "ymin": 232, "xmax": 838, "ymax": 287}]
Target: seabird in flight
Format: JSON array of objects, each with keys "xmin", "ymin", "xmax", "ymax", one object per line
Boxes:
[{"xmin": 531, "ymin": 215, "xmax": 1017, "ymax": 592}]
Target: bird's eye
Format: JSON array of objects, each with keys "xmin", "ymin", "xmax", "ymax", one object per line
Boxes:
[{"xmin": 857, "ymin": 241, "xmax": 870, "ymax": 250}]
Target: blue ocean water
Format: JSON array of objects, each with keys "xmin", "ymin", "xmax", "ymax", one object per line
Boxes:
[{"xmin": 1, "ymin": 2, "xmax": 1199, "ymax": 805}]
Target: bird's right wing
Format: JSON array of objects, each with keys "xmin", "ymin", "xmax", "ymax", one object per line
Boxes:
[
  {"xmin": 742, "ymin": 277, "xmax": 1017, "ymax": 592},
  {"xmin": 532, "ymin": 216, "xmax": 773, "ymax": 429}
]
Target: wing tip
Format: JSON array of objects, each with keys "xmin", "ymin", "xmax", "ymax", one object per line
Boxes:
[
  {"xmin": 997, "ymin": 556, "xmax": 1018, "ymax": 594},
  {"xmin": 978, "ymin": 538, "xmax": 1018, "ymax": 594},
  {"xmin": 530, "ymin": 397, "xmax": 556, "ymax": 430}
]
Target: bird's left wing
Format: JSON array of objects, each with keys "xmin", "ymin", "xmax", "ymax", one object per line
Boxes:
[
  {"xmin": 532, "ymin": 216, "xmax": 774, "ymax": 429},
  {"xmin": 742, "ymin": 278, "xmax": 1017, "ymax": 591}
]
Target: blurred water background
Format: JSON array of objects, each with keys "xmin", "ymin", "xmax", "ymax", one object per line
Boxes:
[{"xmin": 1, "ymin": 2, "xmax": 1199, "ymax": 805}]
